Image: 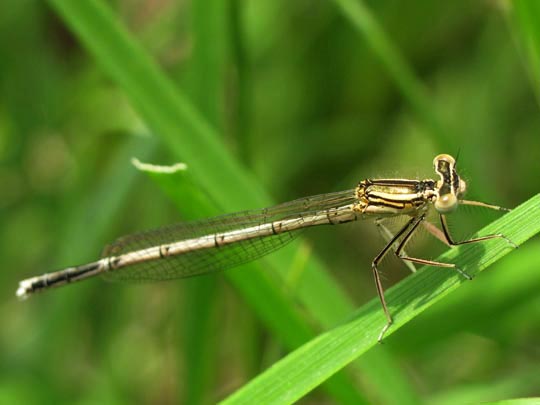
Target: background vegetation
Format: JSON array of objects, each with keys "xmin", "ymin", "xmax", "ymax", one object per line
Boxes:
[{"xmin": 1, "ymin": 0, "xmax": 539, "ymax": 404}]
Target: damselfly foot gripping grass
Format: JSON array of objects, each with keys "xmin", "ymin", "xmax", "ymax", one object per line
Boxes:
[{"xmin": 16, "ymin": 154, "xmax": 517, "ymax": 341}]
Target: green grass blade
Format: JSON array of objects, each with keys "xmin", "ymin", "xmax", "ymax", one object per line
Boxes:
[
  {"xmin": 487, "ymin": 400, "xmax": 540, "ymax": 405},
  {"xmin": 178, "ymin": 3, "xmax": 226, "ymax": 402},
  {"xmin": 333, "ymin": 0, "xmax": 451, "ymax": 140},
  {"xmin": 429, "ymin": 368, "xmax": 540, "ymax": 405},
  {"xmin": 394, "ymin": 240, "xmax": 540, "ymax": 351},
  {"xmin": 181, "ymin": 278, "xmax": 220, "ymax": 405},
  {"xmin": 509, "ymin": 0, "xmax": 540, "ymax": 106},
  {"xmin": 221, "ymin": 194, "xmax": 540, "ymax": 405},
  {"xmin": 182, "ymin": 0, "xmax": 227, "ymax": 126}
]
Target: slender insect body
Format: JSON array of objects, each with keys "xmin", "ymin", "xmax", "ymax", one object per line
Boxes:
[{"xmin": 16, "ymin": 154, "xmax": 516, "ymax": 342}]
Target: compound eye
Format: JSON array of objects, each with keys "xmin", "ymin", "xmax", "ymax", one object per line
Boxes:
[
  {"xmin": 433, "ymin": 154, "xmax": 455, "ymax": 168},
  {"xmin": 434, "ymin": 193, "xmax": 458, "ymax": 213}
]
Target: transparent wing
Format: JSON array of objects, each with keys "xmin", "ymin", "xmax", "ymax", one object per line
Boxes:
[{"xmin": 101, "ymin": 189, "xmax": 357, "ymax": 282}]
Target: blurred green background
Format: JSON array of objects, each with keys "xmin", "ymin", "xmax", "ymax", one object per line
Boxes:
[{"xmin": 1, "ymin": 0, "xmax": 539, "ymax": 404}]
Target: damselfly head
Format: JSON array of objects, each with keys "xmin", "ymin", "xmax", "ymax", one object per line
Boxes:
[{"xmin": 432, "ymin": 154, "xmax": 466, "ymax": 213}]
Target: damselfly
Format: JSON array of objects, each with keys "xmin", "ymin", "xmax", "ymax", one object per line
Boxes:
[{"xmin": 16, "ymin": 154, "xmax": 516, "ymax": 341}]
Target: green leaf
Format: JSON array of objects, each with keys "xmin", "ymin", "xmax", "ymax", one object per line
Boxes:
[{"xmin": 222, "ymin": 194, "xmax": 540, "ymax": 405}]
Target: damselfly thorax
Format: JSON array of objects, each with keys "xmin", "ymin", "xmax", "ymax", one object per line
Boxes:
[{"xmin": 16, "ymin": 154, "xmax": 516, "ymax": 341}]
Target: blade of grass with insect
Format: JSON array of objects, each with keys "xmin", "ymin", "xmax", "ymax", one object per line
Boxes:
[
  {"xmin": 44, "ymin": 0, "xmax": 350, "ymax": 323},
  {"xmin": 44, "ymin": 1, "xmax": 422, "ymax": 402},
  {"xmin": 43, "ymin": 2, "xmax": 375, "ymax": 401},
  {"xmin": 176, "ymin": 2, "xmax": 226, "ymax": 403},
  {"xmin": 221, "ymin": 194, "xmax": 540, "ymax": 404},
  {"xmin": 134, "ymin": 161, "xmax": 368, "ymax": 404}
]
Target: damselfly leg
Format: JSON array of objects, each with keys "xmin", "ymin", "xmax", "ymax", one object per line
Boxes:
[
  {"xmin": 374, "ymin": 199, "xmax": 517, "ymax": 342},
  {"xmin": 375, "ymin": 218, "xmax": 417, "ymax": 273},
  {"xmin": 439, "ymin": 214, "xmax": 518, "ymax": 248},
  {"xmin": 373, "ymin": 214, "xmax": 473, "ymax": 342}
]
